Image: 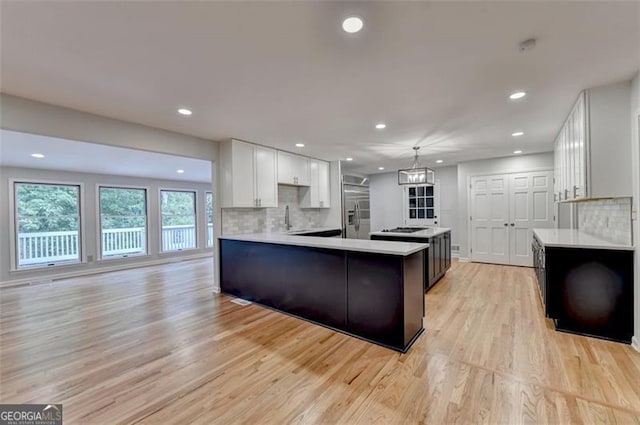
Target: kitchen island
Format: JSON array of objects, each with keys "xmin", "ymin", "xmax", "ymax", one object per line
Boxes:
[
  {"xmin": 219, "ymin": 233, "xmax": 428, "ymax": 352},
  {"xmin": 370, "ymin": 227, "xmax": 452, "ymax": 291}
]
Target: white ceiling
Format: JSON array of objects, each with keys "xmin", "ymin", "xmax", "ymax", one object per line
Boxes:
[
  {"xmin": 1, "ymin": 2, "xmax": 639, "ymax": 175},
  {"xmin": 0, "ymin": 130, "xmax": 212, "ymax": 183}
]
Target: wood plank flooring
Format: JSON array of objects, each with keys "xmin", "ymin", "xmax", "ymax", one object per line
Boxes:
[{"xmin": 1, "ymin": 258, "xmax": 640, "ymax": 424}]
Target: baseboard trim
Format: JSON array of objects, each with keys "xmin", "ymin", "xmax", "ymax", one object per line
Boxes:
[
  {"xmin": 457, "ymin": 257, "xmax": 470, "ymax": 263},
  {"xmin": 0, "ymin": 253, "xmax": 213, "ymax": 289},
  {"xmin": 633, "ymin": 336, "xmax": 640, "ymax": 352}
]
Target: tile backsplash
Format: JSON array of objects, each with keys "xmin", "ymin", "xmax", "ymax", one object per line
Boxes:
[
  {"xmin": 577, "ymin": 197, "xmax": 632, "ymax": 245},
  {"xmin": 222, "ymin": 185, "xmax": 321, "ymax": 235}
]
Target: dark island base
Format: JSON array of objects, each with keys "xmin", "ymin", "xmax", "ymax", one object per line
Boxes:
[
  {"xmin": 220, "ymin": 239, "xmax": 425, "ymax": 352},
  {"xmin": 371, "ymin": 231, "xmax": 451, "ymax": 292}
]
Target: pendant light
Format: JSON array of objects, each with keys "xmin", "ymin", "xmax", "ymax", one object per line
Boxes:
[{"xmin": 398, "ymin": 146, "xmax": 435, "ymax": 185}]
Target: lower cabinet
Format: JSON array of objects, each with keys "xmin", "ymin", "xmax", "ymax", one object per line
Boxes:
[
  {"xmin": 532, "ymin": 241, "xmax": 634, "ymax": 344},
  {"xmin": 427, "ymin": 232, "xmax": 451, "ymax": 288},
  {"xmin": 371, "ymin": 231, "xmax": 452, "ymax": 291}
]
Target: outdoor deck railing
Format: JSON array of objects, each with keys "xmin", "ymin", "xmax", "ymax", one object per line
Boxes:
[{"xmin": 18, "ymin": 224, "xmax": 213, "ymax": 266}]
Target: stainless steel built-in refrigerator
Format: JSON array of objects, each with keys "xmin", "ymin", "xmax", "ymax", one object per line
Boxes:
[{"xmin": 342, "ymin": 174, "xmax": 370, "ymax": 239}]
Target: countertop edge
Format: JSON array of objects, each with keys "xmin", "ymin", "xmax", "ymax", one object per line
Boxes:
[
  {"xmin": 218, "ymin": 234, "xmax": 429, "ymax": 256},
  {"xmin": 532, "ymin": 229, "xmax": 635, "ymax": 251},
  {"xmin": 369, "ymin": 227, "xmax": 451, "ymax": 238}
]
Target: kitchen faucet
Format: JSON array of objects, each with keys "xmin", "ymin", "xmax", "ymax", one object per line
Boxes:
[{"xmin": 285, "ymin": 205, "xmax": 292, "ymax": 231}]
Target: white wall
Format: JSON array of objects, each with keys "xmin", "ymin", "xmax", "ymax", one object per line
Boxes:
[
  {"xmin": 457, "ymin": 152, "xmax": 555, "ymax": 259},
  {"xmin": 369, "ymin": 172, "xmax": 404, "ymax": 231},
  {"xmin": 437, "ymin": 166, "xmax": 459, "ymax": 244},
  {"xmin": 0, "ymin": 94, "xmax": 222, "ymax": 287},
  {"xmin": 0, "ymin": 166, "xmax": 212, "ymax": 285},
  {"xmin": 630, "ymin": 71, "xmax": 640, "ymax": 351},
  {"xmin": 369, "ymin": 166, "xmax": 459, "ymax": 247}
]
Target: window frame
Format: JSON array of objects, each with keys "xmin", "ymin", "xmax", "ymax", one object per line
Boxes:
[
  {"xmin": 9, "ymin": 178, "xmax": 86, "ymax": 271},
  {"xmin": 205, "ymin": 191, "xmax": 214, "ymax": 248},
  {"xmin": 96, "ymin": 184, "xmax": 150, "ymax": 261},
  {"xmin": 158, "ymin": 188, "xmax": 199, "ymax": 253},
  {"xmin": 403, "ymin": 179, "xmax": 440, "ymax": 226}
]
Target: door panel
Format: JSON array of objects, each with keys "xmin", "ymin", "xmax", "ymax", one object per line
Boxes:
[
  {"xmin": 471, "ymin": 171, "xmax": 554, "ymax": 267},
  {"xmin": 509, "ymin": 171, "xmax": 554, "ymax": 267},
  {"xmin": 254, "ymin": 146, "xmax": 277, "ymax": 207},
  {"xmin": 470, "ymin": 175, "xmax": 509, "ymax": 264}
]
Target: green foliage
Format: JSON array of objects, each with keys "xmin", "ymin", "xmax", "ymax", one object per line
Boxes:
[
  {"xmin": 100, "ymin": 187, "xmax": 146, "ymax": 229},
  {"xmin": 16, "ymin": 185, "xmax": 207, "ymax": 233},
  {"xmin": 16, "ymin": 184, "xmax": 79, "ymax": 232},
  {"xmin": 161, "ymin": 190, "xmax": 196, "ymax": 226}
]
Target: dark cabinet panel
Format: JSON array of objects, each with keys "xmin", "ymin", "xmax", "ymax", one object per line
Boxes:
[
  {"xmin": 545, "ymin": 247, "xmax": 633, "ymax": 343},
  {"xmin": 220, "ymin": 240, "xmax": 347, "ymax": 329},
  {"xmin": 220, "ymin": 239, "xmax": 425, "ymax": 352},
  {"xmin": 531, "ymin": 235, "xmax": 634, "ymax": 344},
  {"xmin": 347, "ymin": 253, "xmax": 404, "ymax": 347}
]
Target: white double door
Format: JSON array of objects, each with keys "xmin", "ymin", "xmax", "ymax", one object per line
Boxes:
[{"xmin": 470, "ymin": 171, "xmax": 554, "ymax": 267}]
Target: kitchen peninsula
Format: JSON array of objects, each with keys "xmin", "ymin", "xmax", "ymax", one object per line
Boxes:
[{"xmin": 219, "ymin": 233, "xmax": 428, "ymax": 352}]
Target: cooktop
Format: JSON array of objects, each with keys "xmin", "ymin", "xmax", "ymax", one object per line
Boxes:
[{"xmin": 381, "ymin": 227, "xmax": 428, "ymax": 233}]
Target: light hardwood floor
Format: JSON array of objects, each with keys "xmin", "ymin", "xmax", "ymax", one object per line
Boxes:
[{"xmin": 1, "ymin": 258, "xmax": 639, "ymax": 424}]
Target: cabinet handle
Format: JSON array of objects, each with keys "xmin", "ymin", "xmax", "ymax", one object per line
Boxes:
[
  {"xmin": 573, "ymin": 185, "xmax": 578, "ymax": 198},
  {"xmin": 504, "ymin": 223, "xmax": 508, "ymax": 227},
  {"xmin": 564, "ymin": 189, "xmax": 568, "ymax": 199},
  {"xmin": 510, "ymin": 223, "xmax": 515, "ymax": 226},
  {"xmin": 258, "ymin": 198, "xmax": 261, "ymax": 207},
  {"xmin": 554, "ymin": 193, "xmax": 557, "ymax": 202}
]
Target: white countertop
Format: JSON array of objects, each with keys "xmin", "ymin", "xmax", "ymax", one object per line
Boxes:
[
  {"xmin": 370, "ymin": 227, "xmax": 451, "ymax": 239},
  {"xmin": 284, "ymin": 227, "xmax": 341, "ymax": 235},
  {"xmin": 532, "ymin": 228, "xmax": 634, "ymax": 251},
  {"xmin": 219, "ymin": 233, "xmax": 428, "ymax": 256}
]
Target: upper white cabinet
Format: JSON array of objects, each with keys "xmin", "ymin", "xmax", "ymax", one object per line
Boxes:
[
  {"xmin": 300, "ymin": 159, "xmax": 331, "ymax": 208},
  {"xmin": 277, "ymin": 151, "xmax": 310, "ymax": 186},
  {"xmin": 554, "ymin": 81, "xmax": 632, "ymax": 201},
  {"xmin": 220, "ymin": 139, "xmax": 277, "ymax": 208}
]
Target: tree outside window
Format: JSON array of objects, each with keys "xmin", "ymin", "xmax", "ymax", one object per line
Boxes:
[
  {"xmin": 15, "ymin": 182, "xmax": 81, "ymax": 267},
  {"xmin": 160, "ymin": 190, "xmax": 196, "ymax": 251}
]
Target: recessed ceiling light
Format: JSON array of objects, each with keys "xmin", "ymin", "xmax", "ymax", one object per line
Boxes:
[
  {"xmin": 177, "ymin": 108, "xmax": 192, "ymax": 116},
  {"xmin": 436, "ymin": 159, "xmax": 443, "ymax": 164},
  {"xmin": 176, "ymin": 169, "xmax": 185, "ymax": 174},
  {"xmin": 342, "ymin": 16, "xmax": 363, "ymax": 33},
  {"xmin": 378, "ymin": 167, "xmax": 385, "ymax": 170},
  {"xmin": 345, "ymin": 157, "xmax": 353, "ymax": 161},
  {"xmin": 31, "ymin": 153, "xmax": 45, "ymax": 159},
  {"xmin": 375, "ymin": 123, "xmax": 386, "ymax": 130},
  {"xmin": 509, "ymin": 91, "xmax": 526, "ymax": 100},
  {"xmin": 513, "ymin": 150, "xmax": 523, "ymax": 154},
  {"xmin": 295, "ymin": 143, "xmax": 305, "ymax": 147},
  {"xmin": 512, "ymin": 131, "xmax": 524, "ymax": 137}
]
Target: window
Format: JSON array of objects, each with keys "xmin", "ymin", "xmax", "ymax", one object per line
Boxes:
[
  {"xmin": 99, "ymin": 187, "xmax": 147, "ymax": 258},
  {"xmin": 14, "ymin": 182, "xmax": 82, "ymax": 268},
  {"xmin": 160, "ymin": 190, "xmax": 196, "ymax": 251},
  {"xmin": 206, "ymin": 192, "xmax": 214, "ymax": 247},
  {"xmin": 404, "ymin": 183, "xmax": 439, "ymax": 226}
]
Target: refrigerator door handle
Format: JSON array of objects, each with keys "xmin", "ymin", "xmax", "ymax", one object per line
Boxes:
[{"xmin": 354, "ymin": 201, "xmax": 361, "ymax": 232}]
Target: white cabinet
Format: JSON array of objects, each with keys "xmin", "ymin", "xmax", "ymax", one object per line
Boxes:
[
  {"xmin": 220, "ymin": 139, "xmax": 277, "ymax": 208},
  {"xmin": 554, "ymin": 82, "xmax": 632, "ymax": 202},
  {"xmin": 300, "ymin": 159, "xmax": 331, "ymax": 208},
  {"xmin": 277, "ymin": 151, "xmax": 310, "ymax": 186},
  {"xmin": 554, "ymin": 92, "xmax": 587, "ymax": 202}
]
